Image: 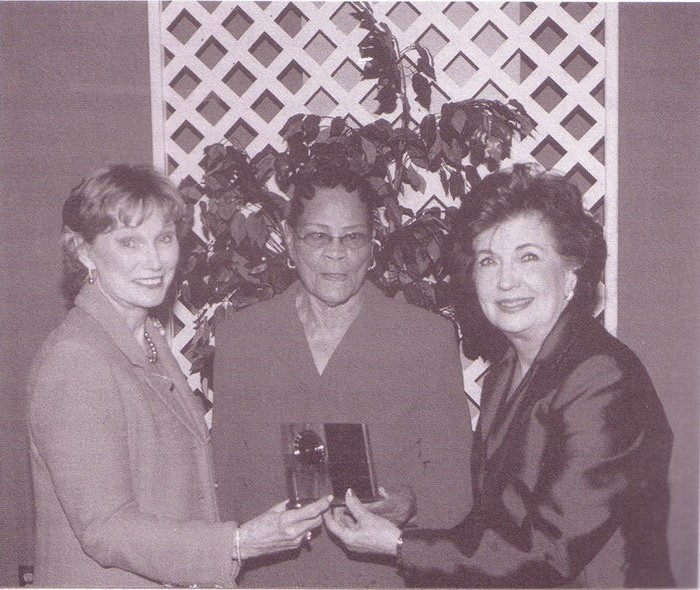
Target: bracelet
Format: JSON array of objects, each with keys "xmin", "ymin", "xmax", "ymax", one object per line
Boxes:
[
  {"xmin": 234, "ymin": 527, "xmax": 242, "ymax": 564},
  {"xmin": 395, "ymin": 533, "xmax": 404, "ymax": 567}
]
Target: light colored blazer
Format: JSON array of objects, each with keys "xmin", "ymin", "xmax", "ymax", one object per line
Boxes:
[{"xmin": 28, "ymin": 282, "xmax": 239, "ymax": 588}]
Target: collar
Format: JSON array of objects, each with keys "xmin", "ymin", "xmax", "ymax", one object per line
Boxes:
[
  {"xmin": 74, "ymin": 281, "xmax": 156, "ymax": 367},
  {"xmin": 491, "ymin": 303, "xmax": 589, "ymax": 380},
  {"xmin": 285, "ymin": 278, "xmax": 386, "ymax": 310}
]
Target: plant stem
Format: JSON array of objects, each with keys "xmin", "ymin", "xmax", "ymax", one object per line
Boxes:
[{"xmin": 393, "ymin": 36, "xmax": 411, "ymax": 193}]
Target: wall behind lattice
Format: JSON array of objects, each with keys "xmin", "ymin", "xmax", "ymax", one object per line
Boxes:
[{"xmin": 148, "ymin": 1, "xmax": 618, "ymax": 408}]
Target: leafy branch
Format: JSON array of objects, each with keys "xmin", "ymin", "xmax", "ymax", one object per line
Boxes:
[{"xmin": 177, "ymin": 7, "xmax": 537, "ymax": 382}]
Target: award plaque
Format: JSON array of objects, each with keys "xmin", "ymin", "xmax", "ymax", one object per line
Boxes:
[{"xmin": 282, "ymin": 422, "xmax": 380, "ymax": 508}]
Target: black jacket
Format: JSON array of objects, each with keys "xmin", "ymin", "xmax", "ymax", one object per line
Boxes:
[{"xmin": 400, "ymin": 306, "xmax": 674, "ymax": 588}]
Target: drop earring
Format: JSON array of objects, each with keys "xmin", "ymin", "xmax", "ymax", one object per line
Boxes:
[
  {"xmin": 367, "ymin": 258, "xmax": 376, "ymax": 271},
  {"xmin": 87, "ymin": 268, "xmax": 96, "ymax": 284},
  {"xmin": 286, "ymin": 257, "xmax": 296, "ymax": 270}
]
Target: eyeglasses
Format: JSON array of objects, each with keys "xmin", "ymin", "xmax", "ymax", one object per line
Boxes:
[{"xmin": 294, "ymin": 231, "xmax": 371, "ymax": 250}]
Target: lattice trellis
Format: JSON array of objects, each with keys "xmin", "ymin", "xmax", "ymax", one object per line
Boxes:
[{"xmin": 148, "ymin": 1, "xmax": 618, "ymax": 411}]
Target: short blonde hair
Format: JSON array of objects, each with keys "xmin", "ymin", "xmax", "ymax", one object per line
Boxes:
[{"xmin": 61, "ymin": 164, "xmax": 189, "ymax": 302}]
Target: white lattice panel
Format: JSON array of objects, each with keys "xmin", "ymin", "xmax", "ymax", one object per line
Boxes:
[{"xmin": 148, "ymin": 1, "xmax": 618, "ymax": 405}]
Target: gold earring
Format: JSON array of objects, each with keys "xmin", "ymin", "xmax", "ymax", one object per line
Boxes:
[
  {"xmin": 368, "ymin": 258, "xmax": 376, "ymax": 271},
  {"xmin": 286, "ymin": 257, "xmax": 296, "ymax": 270}
]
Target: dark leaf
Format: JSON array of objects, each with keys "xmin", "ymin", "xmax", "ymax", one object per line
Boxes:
[
  {"xmin": 288, "ymin": 139, "xmax": 309, "ymax": 163},
  {"xmin": 230, "ymin": 212, "xmax": 246, "ymax": 244},
  {"xmin": 248, "ymin": 260, "xmax": 268, "ymax": 274},
  {"xmin": 204, "ymin": 143, "xmax": 227, "ymax": 162},
  {"xmin": 411, "ymin": 73, "xmax": 431, "ymax": 110},
  {"xmin": 442, "ymin": 139, "xmax": 462, "ymax": 167},
  {"xmin": 253, "ymin": 152, "xmax": 277, "ymax": 183},
  {"xmin": 245, "ymin": 213, "xmax": 267, "ymax": 248},
  {"xmin": 410, "ymin": 155, "xmax": 430, "ymax": 170},
  {"xmin": 376, "ymin": 82, "xmax": 398, "ymax": 114},
  {"xmin": 216, "ymin": 268, "xmax": 234, "ymax": 284},
  {"xmin": 217, "ymin": 199, "xmax": 236, "ymax": 221},
  {"xmin": 464, "ymin": 165, "xmax": 481, "ymax": 188},
  {"xmin": 415, "ymin": 250, "xmax": 430, "ymax": 274},
  {"xmin": 427, "ymin": 136, "xmax": 443, "ymax": 162},
  {"xmin": 469, "ymin": 136, "xmax": 485, "ymax": 166},
  {"xmin": 427, "ymin": 237, "xmax": 440, "ymax": 263},
  {"xmin": 180, "ymin": 185, "xmax": 203, "ymax": 204},
  {"xmin": 419, "ymin": 114, "xmax": 437, "ymax": 148},
  {"xmin": 362, "ymin": 118, "xmax": 393, "ymax": 142},
  {"xmin": 330, "ymin": 116, "xmax": 345, "ymax": 137},
  {"xmin": 203, "ymin": 173, "xmax": 223, "ymax": 192},
  {"xmin": 361, "ymin": 137, "xmax": 378, "ymax": 165},
  {"xmin": 385, "ymin": 198, "xmax": 402, "ymax": 229},
  {"xmin": 448, "ymin": 170, "xmax": 465, "ymax": 198},
  {"xmin": 390, "ymin": 128, "xmax": 424, "ymax": 148},
  {"xmin": 403, "ymin": 165, "xmax": 426, "ymax": 193},
  {"xmin": 415, "ymin": 44, "xmax": 436, "ymax": 79},
  {"xmin": 399, "ymin": 205, "xmax": 415, "ymax": 218},
  {"xmin": 451, "ymin": 108, "xmax": 468, "ymax": 135},
  {"xmin": 302, "ymin": 114, "xmax": 321, "ymax": 142},
  {"xmin": 281, "ymin": 113, "xmax": 305, "ymax": 134},
  {"xmin": 485, "ymin": 157, "xmax": 499, "ymax": 172},
  {"xmin": 439, "ymin": 168, "xmax": 449, "ymax": 195},
  {"xmin": 485, "ymin": 137, "xmax": 503, "ymax": 162},
  {"xmin": 261, "ymin": 190, "xmax": 290, "ymax": 212}
]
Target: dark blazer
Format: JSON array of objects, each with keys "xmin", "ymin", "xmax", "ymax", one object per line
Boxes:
[
  {"xmin": 399, "ymin": 306, "xmax": 674, "ymax": 588},
  {"xmin": 212, "ymin": 281, "xmax": 473, "ymax": 588},
  {"xmin": 28, "ymin": 283, "xmax": 239, "ymax": 587}
]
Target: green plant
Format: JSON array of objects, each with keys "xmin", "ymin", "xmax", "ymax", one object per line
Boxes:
[{"xmin": 177, "ymin": 3, "xmax": 536, "ymax": 378}]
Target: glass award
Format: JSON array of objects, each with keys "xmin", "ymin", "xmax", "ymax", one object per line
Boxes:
[{"xmin": 282, "ymin": 422, "xmax": 380, "ymax": 508}]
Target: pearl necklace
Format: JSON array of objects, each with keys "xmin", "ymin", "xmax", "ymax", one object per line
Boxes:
[{"xmin": 143, "ymin": 328, "xmax": 158, "ymax": 364}]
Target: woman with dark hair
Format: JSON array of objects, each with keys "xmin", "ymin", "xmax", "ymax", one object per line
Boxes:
[
  {"xmin": 212, "ymin": 159, "xmax": 473, "ymax": 587},
  {"xmin": 325, "ymin": 163, "xmax": 675, "ymax": 588},
  {"xmin": 28, "ymin": 164, "xmax": 330, "ymax": 588}
]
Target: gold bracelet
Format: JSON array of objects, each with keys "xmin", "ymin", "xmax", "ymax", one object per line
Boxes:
[
  {"xmin": 234, "ymin": 527, "xmax": 242, "ymax": 564},
  {"xmin": 395, "ymin": 533, "xmax": 404, "ymax": 567}
]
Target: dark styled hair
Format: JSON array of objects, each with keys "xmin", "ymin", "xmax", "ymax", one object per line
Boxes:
[
  {"xmin": 285, "ymin": 157, "xmax": 379, "ymax": 230},
  {"xmin": 452, "ymin": 163, "xmax": 607, "ymax": 360},
  {"xmin": 61, "ymin": 164, "xmax": 189, "ymax": 303}
]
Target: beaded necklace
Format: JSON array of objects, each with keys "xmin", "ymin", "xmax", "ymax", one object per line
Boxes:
[{"xmin": 143, "ymin": 328, "xmax": 158, "ymax": 364}]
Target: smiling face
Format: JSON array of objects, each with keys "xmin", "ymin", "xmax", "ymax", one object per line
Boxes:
[
  {"xmin": 79, "ymin": 206, "xmax": 179, "ymax": 321},
  {"xmin": 472, "ymin": 212, "xmax": 577, "ymax": 353},
  {"xmin": 284, "ymin": 186, "xmax": 373, "ymax": 308}
]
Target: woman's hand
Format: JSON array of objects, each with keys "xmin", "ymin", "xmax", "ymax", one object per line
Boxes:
[
  {"xmin": 239, "ymin": 495, "xmax": 332, "ymax": 559},
  {"xmin": 364, "ymin": 485, "xmax": 417, "ymax": 527},
  {"xmin": 324, "ymin": 489, "xmax": 401, "ymax": 556}
]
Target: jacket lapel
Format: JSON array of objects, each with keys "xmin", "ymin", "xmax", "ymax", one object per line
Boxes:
[
  {"xmin": 478, "ymin": 349, "xmax": 516, "ymax": 446},
  {"xmin": 75, "ymin": 282, "xmax": 206, "ymax": 441},
  {"xmin": 146, "ymin": 320, "xmax": 209, "ymax": 441},
  {"xmin": 481, "ymin": 307, "xmax": 580, "ymax": 462}
]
